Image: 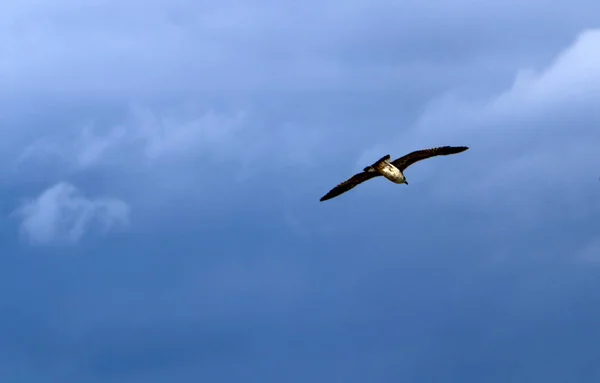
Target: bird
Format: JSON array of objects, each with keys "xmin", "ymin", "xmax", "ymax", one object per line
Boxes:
[{"xmin": 319, "ymin": 145, "xmax": 469, "ymax": 202}]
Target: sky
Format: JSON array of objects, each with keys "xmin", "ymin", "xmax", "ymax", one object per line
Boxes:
[{"xmin": 1, "ymin": 0, "xmax": 600, "ymax": 382}]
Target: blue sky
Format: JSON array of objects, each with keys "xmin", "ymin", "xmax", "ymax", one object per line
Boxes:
[{"xmin": 1, "ymin": 1, "xmax": 600, "ymax": 382}]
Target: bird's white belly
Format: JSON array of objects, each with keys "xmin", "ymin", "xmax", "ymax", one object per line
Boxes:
[{"xmin": 377, "ymin": 163, "xmax": 405, "ymax": 183}]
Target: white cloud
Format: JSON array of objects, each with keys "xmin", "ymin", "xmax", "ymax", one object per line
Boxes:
[
  {"xmin": 361, "ymin": 28, "xmax": 600, "ymax": 224},
  {"xmin": 483, "ymin": 29, "xmax": 600, "ymax": 117},
  {"xmin": 128, "ymin": 105, "xmax": 248, "ymax": 162},
  {"xmin": 15, "ymin": 103, "xmax": 331, "ymax": 180},
  {"xmin": 408, "ymin": 29, "xmax": 600, "ymax": 141},
  {"xmin": 15, "ymin": 105, "xmax": 248, "ymax": 169},
  {"xmin": 13, "ymin": 182, "xmax": 129, "ymax": 245}
]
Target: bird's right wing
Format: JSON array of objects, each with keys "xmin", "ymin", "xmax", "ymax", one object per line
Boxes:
[{"xmin": 320, "ymin": 171, "xmax": 380, "ymax": 202}]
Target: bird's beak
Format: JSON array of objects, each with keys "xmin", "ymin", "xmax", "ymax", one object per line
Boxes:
[{"xmin": 405, "ymin": 181, "xmax": 409, "ymax": 185}]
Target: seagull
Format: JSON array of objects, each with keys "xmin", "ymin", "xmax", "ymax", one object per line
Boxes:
[{"xmin": 319, "ymin": 146, "xmax": 469, "ymax": 202}]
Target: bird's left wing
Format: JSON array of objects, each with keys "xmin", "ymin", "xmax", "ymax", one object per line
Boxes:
[
  {"xmin": 320, "ymin": 171, "xmax": 380, "ymax": 201},
  {"xmin": 391, "ymin": 146, "xmax": 469, "ymax": 172}
]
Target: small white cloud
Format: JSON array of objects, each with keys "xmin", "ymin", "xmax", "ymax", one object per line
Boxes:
[
  {"xmin": 73, "ymin": 123, "xmax": 128, "ymax": 169},
  {"xmin": 15, "ymin": 122, "xmax": 127, "ymax": 173},
  {"xmin": 13, "ymin": 182, "xmax": 129, "ymax": 245},
  {"xmin": 128, "ymin": 104, "xmax": 248, "ymax": 162}
]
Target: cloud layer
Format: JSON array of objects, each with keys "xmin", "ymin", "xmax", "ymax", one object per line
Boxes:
[{"xmin": 0, "ymin": 1, "xmax": 599, "ymax": 382}]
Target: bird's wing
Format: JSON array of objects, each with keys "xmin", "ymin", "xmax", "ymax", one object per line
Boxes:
[
  {"xmin": 391, "ymin": 146, "xmax": 469, "ymax": 172},
  {"xmin": 320, "ymin": 171, "xmax": 380, "ymax": 201}
]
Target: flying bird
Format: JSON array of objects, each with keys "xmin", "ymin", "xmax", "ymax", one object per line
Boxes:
[{"xmin": 320, "ymin": 146, "xmax": 469, "ymax": 202}]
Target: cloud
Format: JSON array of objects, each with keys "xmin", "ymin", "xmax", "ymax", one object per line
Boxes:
[
  {"xmin": 4, "ymin": 2, "xmax": 598, "ymax": 199},
  {"xmin": 405, "ymin": 28, "xmax": 600, "ymax": 149},
  {"xmin": 12, "ymin": 182, "xmax": 129, "ymax": 245},
  {"xmin": 14, "ymin": 102, "xmax": 332, "ymax": 187},
  {"xmin": 357, "ymin": 28, "xmax": 600, "ymax": 225},
  {"xmin": 1, "ymin": 0, "xmax": 592, "ymax": 95},
  {"xmin": 17, "ymin": 105, "xmax": 248, "ymax": 169}
]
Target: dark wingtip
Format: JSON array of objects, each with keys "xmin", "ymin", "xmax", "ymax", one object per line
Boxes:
[{"xmin": 450, "ymin": 146, "xmax": 469, "ymax": 153}]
